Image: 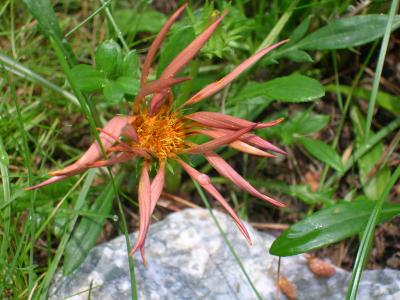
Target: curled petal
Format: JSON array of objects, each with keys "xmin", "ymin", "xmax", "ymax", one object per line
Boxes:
[
  {"xmin": 122, "ymin": 123, "xmax": 139, "ymax": 142},
  {"xmin": 137, "ymin": 77, "xmax": 191, "ymax": 101},
  {"xmin": 185, "ymin": 111, "xmax": 284, "ymax": 130},
  {"xmin": 204, "ymin": 152, "xmax": 286, "ymax": 207},
  {"xmin": 149, "ymin": 161, "xmax": 166, "ymax": 215},
  {"xmin": 160, "ymin": 11, "xmax": 227, "ymax": 79},
  {"xmin": 186, "ymin": 124, "xmax": 256, "ymax": 154},
  {"xmin": 130, "ymin": 162, "xmax": 152, "ymax": 263},
  {"xmin": 140, "ymin": 3, "xmax": 188, "ymax": 87},
  {"xmin": 176, "ymin": 158, "xmax": 251, "ymax": 244},
  {"xmin": 183, "ymin": 39, "xmax": 289, "ymax": 106},
  {"xmin": 27, "ymin": 116, "xmax": 131, "ymax": 190},
  {"xmin": 194, "ymin": 129, "xmax": 276, "ymax": 157}
]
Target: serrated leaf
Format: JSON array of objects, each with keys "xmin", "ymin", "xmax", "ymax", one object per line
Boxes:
[
  {"xmin": 298, "ymin": 137, "xmax": 344, "ymax": 172},
  {"xmin": 95, "ymin": 40, "xmax": 122, "ymax": 78},
  {"xmin": 70, "ymin": 64, "xmax": 106, "ymax": 92},
  {"xmin": 103, "ymin": 81, "xmax": 124, "ymax": 104},
  {"xmin": 63, "ymin": 176, "xmax": 121, "ymax": 275},
  {"xmin": 263, "ymin": 74, "xmax": 325, "ymax": 102},
  {"xmin": 116, "ymin": 76, "xmax": 140, "ymax": 95},
  {"xmin": 298, "ymin": 15, "xmax": 400, "ymax": 50},
  {"xmin": 270, "ymin": 200, "xmax": 400, "ymax": 256}
]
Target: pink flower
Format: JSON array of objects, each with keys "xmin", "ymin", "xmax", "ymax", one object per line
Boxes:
[{"xmin": 28, "ymin": 3, "xmax": 288, "ymax": 263}]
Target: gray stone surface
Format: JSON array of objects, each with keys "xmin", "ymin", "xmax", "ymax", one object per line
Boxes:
[{"xmin": 50, "ymin": 208, "xmax": 400, "ymax": 300}]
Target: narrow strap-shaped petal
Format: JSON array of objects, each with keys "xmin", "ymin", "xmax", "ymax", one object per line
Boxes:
[
  {"xmin": 26, "ymin": 116, "xmax": 131, "ymax": 190},
  {"xmin": 204, "ymin": 152, "xmax": 285, "ymax": 207},
  {"xmin": 182, "ymin": 39, "xmax": 289, "ymax": 106},
  {"xmin": 25, "ymin": 175, "xmax": 68, "ymax": 191},
  {"xmin": 84, "ymin": 152, "xmax": 136, "ymax": 169},
  {"xmin": 175, "ymin": 158, "xmax": 251, "ymax": 244},
  {"xmin": 140, "ymin": 3, "xmax": 188, "ymax": 87},
  {"xmin": 232, "ymin": 131, "xmax": 287, "ymax": 155},
  {"xmin": 186, "ymin": 124, "xmax": 256, "ymax": 154},
  {"xmin": 194, "ymin": 129, "xmax": 276, "ymax": 157},
  {"xmin": 160, "ymin": 11, "xmax": 227, "ymax": 79},
  {"xmin": 149, "ymin": 161, "xmax": 166, "ymax": 215},
  {"xmin": 185, "ymin": 111, "xmax": 284, "ymax": 130},
  {"xmin": 130, "ymin": 162, "xmax": 152, "ymax": 262}
]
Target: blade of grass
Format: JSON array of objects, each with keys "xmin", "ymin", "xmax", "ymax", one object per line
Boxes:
[
  {"xmin": 193, "ymin": 180, "xmax": 263, "ymax": 300},
  {"xmin": 347, "ymin": 2, "xmax": 399, "ymax": 297},
  {"xmin": 0, "ymin": 136, "xmax": 11, "ymax": 283},
  {"xmin": 0, "ymin": 51, "xmax": 79, "ymax": 106},
  {"xmin": 65, "ymin": 0, "xmax": 112, "ymax": 38},
  {"xmin": 256, "ymin": 0, "xmax": 299, "ymax": 51},
  {"xmin": 318, "ymin": 40, "xmax": 378, "ymax": 191},
  {"xmin": 346, "ymin": 166, "xmax": 400, "ymax": 299},
  {"xmin": 364, "ymin": 0, "xmax": 399, "ymax": 141},
  {"xmin": 36, "ymin": 171, "xmax": 93, "ymax": 299},
  {"xmin": 99, "ymin": 0, "xmax": 129, "ymax": 52},
  {"xmin": 325, "ymin": 116, "xmax": 400, "ymax": 188}
]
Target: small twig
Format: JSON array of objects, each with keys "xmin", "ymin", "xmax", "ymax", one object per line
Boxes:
[{"xmin": 251, "ymin": 222, "xmax": 289, "ymax": 230}]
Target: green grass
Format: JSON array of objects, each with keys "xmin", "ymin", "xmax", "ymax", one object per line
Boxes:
[{"xmin": 1, "ymin": 0, "xmax": 399, "ymax": 299}]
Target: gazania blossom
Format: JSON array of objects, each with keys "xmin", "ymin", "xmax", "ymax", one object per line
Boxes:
[{"xmin": 28, "ymin": 3, "xmax": 288, "ymax": 262}]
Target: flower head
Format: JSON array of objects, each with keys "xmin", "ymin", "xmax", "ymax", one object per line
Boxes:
[{"xmin": 28, "ymin": 3, "xmax": 288, "ymax": 263}]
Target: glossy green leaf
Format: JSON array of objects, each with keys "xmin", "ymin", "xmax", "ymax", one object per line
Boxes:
[
  {"xmin": 121, "ymin": 50, "xmax": 140, "ymax": 78},
  {"xmin": 289, "ymin": 16, "xmax": 311, "ymax": 44},
  {"xmin": 95, "ymin": 40, "xmax": 122, "ymax": 78},
  {"xmin": 70, "ymin": 64, "xmax": 106, "ymax": 92},
  {"xmin": 298, "ymin": 137, "xmax": 344, "ymax": 172},
  {"xmin": 263, "ymin": 74, "xmax": 324, "ymax": 102},
  {"xmin": 103, "ymin": 81, "xmax": 125, "ymax": 104},
  {"xmin": 298, "ymin": 15, "xmax": 400, "ymax": 50},
  {"xmin": 63, "ymin": 176, "xmax": 121, "ymax": 275},
  {"xmin": 116, "ymin": 76, "xmax": 140, "ymax": 95},
  {"xmin": 270, "ymin": 201, "xmax": 400, "ymax": 256}
]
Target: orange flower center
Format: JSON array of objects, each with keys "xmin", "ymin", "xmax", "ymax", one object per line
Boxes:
[{"xmin": 135, "ymin": 110, "xmax": 187, "ymax": 160}]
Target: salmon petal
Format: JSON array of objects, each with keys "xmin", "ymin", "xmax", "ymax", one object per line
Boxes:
[
  {"xmin": 175, "ymin": 158, "xmax": 252, "ymax": 244},
  {"xmin": 204, "ymin": 152, "xmax": 285, "ymax": 207},
  {"xmin": 185, "ymin": 111, "xmax": 284, "ymax": 130},
  {"xmin": 183, "ymin": 39, "xmax": 289, "ymax": 106}
]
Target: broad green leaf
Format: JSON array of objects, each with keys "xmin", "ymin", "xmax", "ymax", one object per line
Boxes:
[
  {"xmin": 121, "ymin": 50, "xmax": 140, "ymax": 78},
  {"xmin": 103, "ymin": 81, "xmax": 124, "ymax": 103},
  {"xmin": 70, "ymin": 64, "xmax": 106, "ymax": 92},
  {"xmin": 95, "ymin": 40, "xmax": 122, "ymax": 78},
  {"xmin": 270, "ymin": 200, "xmax": 400, "ymax": 256},
  {"xmin": 325, "ymin": 84, "xmax": 400, "ymax": 115},
  {"xmin": 63, "ymin": 176, "xmax": 121, "ymax": 275},
  {"xmin": 263, "ymin": 74, "xmax": 324, "ymax": 102},
  {"xmin": 116, "ymin": 76, "xmax": 140, "ymax": 95},
  {"xmin": 298, "ymin": 15, "xmax": 400, "ymax": 50},
  {"xmin": 298, "ymin": 137, "xmax": 344, "ymax": 172},
  {"xmin": 157, "ymin": 26, "xmax": 196, "ymax": 76}
]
